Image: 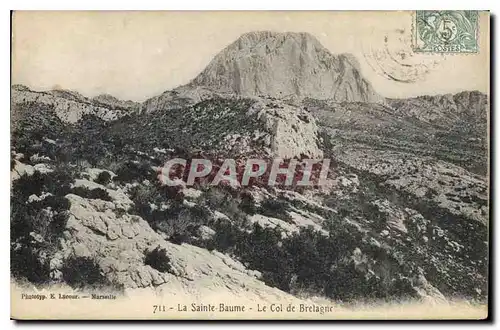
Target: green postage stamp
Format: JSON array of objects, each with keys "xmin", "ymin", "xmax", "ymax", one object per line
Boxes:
[{"xmin": 414, "ymin": 10, "xmax": 479, "ymax": 53}]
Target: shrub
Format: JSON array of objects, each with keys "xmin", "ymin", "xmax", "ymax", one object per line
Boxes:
[
  {"xmin": 34, "ymin": 194, "xmax": 71, "ymax": 213},
  {"xmin": 203, "ymin": 220, "xmax": 403, "ymax": 301},
  {"xmin": 128, "ymin": 183, "xmax": 184, "ymax": 209},
  {"xmin": 162, "ymin": 185, "xmax": 185, "ymax": 203},
  {"xmin": 10, "ymin": 199, "xmax": 70, "ymax": 285},
  {"xmin": 11, "ymin": 165, "xmax": 74, "ymax": 201},
  {"xmin": 61, "ymin": 256, "xmax": 120, "ymax": 290},
  {"xmin": 144, "ymin": 246, "xmax": 172, "ymax": 273},
  {"xmin": 258, "ymin": 198, "xmax": 293, "ymax": 223},
  {"xmin": 95, "ymin": 171, "xmax": 112, "ymax": 185},
  {"xmin": 127, "ymin": 182, "xmax": 187, "ymax": 237},
  {"xmin": 200, "ymin": 187, "xmax": 230, "ymax": 209},
  {"xmin": 10, "ymin": 245, "xmax": 51, "ymax": 284},
  {"xmin": 10, "ymin": 171, "xmax": 71, "ymax": 285},
  {"xmin": 128, "ymin": 184, "xmax": 158, "ymax": 206},
  {"xmin": 169, "ymin": 232, "xmax": 191, "ymax": 245},
  {"xmin": 11, "ymin": 192, "xmax": 70, "ymax": 248},
  {"xmin": 239, "ymin": 192, "xmax": 257, "ymax": 215},
  {"xmin": 46, "ymin": 165, "xmax": 75, "ymax": 193},
  {"xmin": 167, "ymin": 205, "xmax": 212, "ymax": 244},
  {"xmin": 12, "ymin": 171, "xmax": 48, "ymax": 201},
  {"xmin": 128, "ymin": 183, "xmax": 200, "ymax": 244},
  {"xmin": 113, "ymin": 161, "xmax": 155, "ymax": 184},
  {"xmin": 207, "ymin": 220, "xmax": 242, "ymax": 252},
  {"xmin": 71, "ymin": 186, "xmax": 112, "ymax": 201},
  {"xmin": 199, "ymin": 187, "xmax": 249, "ymax": 227}
]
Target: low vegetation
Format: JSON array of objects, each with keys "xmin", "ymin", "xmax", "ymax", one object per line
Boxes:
[
  {"xmin": 11, "ymin": 167, "xmax": 74, "ymax": 284},
  {"xmin": 95, "ymin": 171, "xmax": 112, "ymax": 185},
  {"xmin": 200, "ymin": 220, "xmax": 410, "ymax": 302},
  {"xmin": 62, "ymin": 256, "xmax": 123, "ymax": 292},
  {"xmin": 144, "ymin": 246, "xmax": 172, "ymax": 273},
  {"xmin": 71, "ymin": 186, "xmax": 112, "ymax": 201}
]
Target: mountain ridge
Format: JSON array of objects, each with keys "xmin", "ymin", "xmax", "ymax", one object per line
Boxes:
[
  {"xmin": 11, "ymin": 30, "xmax": 489, "ymax": 119},
  {"xmin": 11, "ymin": 84, "xmax": 139, "ymax": 124}
]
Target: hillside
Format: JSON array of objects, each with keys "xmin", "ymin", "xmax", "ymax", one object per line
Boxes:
[
  {"xmin": 305, "ymin": 92, "xmax": 489, "ymax": 175},
  {"xmin": 11, "ymin": 85, "xmax": 139, "ymax": 124}
]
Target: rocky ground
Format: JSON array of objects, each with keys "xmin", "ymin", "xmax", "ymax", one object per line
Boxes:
[{"xmin": 10, "ymin": 91, "xmax": 489, "ymax": 305}]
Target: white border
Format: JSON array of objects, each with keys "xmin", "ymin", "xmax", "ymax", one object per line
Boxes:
[{"xmin": 2, "ymin": 0, "xmax": 496, "ymax": 10}]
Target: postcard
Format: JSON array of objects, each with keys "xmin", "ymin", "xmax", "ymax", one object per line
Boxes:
[{"xmin": 10, "ymin": 10, "xmax": 490, "ymax": 320}]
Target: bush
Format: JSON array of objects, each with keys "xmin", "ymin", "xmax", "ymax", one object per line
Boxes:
[
  {"xmin": 12, "ymin": 194, "xmax": 70, "ymax": 242},
  {"xmin": 239, "ymin": 192, "xmax": 257, "ymax": 215},
  {"xmin": 62, "ymin": 256, "xmax": 120, "ymax": 290},
  {"xmin": 144, "ymin": 246, "xmax": 172, "ymax": 273},
  {"xmin": 128, "ymin": 183, "xmax": 202, "ymax": 244},
  {"xmin": 10, "ymin": 170, "xmax": 71, "ymax": 286},
  {"xmin": 167, "ymin": 205, "xmax": 211, "ymax": 244},
  {"xmin": 203, "ymin": 220, "xmax": 404, "ymax": 301},
  {"xmin": 128, "ymin": 184, "xmax": 158, "ymax": 206},
  {"xmin": 95, "ymin": 171, "xmax": 112, "ymax": 185},
  {"xmin": 258, "ymin": 198, "xmax": 293, "ymax": 223},
  {"xmin": 162, "ymin": 185, "xmax": 185, "ymax": 203},
  {"xmin": 199, "ymin": 187, "xmax": 249, "ymax": 227},
  {"xmin": 10, "ymin": 170, "xmax": 71, "ymax": 285},
  {"xmin": 127, "ymin": 182, "xmax": 187, "ymax": 238},
  {"xmin": 12, "ymin": 172, "xmax": 49, "ymax": 201},
  {"xmin": 71, "ymin": 186, "xmax": 112, "ymax": 201},
  {"xmin": 11, "ymin": 193, "xmax": 70, "ymax": 285},
  {"xmin": 33, "ymin": 194, "xmax": 71, "ymax": 213},
  {"xmin": 207, "ymin": 220, "xmax": 242, "ymax": 252},
  {"xmin": 10, "ymin": 245, "xmax": 51, "ymax": 284},
  {"xmin": 11, "ymin": 166, "xmax": 74, "ymax": 201},
  {"xmin": 113, "ymin": 161, "xmax": 155, "ymax": 184},
  {"xmin": 128, "ymin": 183, "xmax": 184, "ymax": 209}
]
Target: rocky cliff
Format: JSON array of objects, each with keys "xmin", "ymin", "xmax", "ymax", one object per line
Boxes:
[{"xmin": 189, "ymin": 32, "xmax": 383, "ymax": 103}]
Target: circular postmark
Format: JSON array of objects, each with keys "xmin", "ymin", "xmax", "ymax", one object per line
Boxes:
[{"xmin": 361, "ymin": 28, "xmax": 446, "ymax": 84}]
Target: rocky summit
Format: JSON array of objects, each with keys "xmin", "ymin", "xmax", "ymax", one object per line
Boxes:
[{"xmin": 190, "ymin": 31, "xmax": 384, "ymax": 103}]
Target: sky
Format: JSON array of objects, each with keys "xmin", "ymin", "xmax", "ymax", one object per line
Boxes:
[{"xmin": 12, "ymin": 11, "xmax": 490, "ymax": 102}]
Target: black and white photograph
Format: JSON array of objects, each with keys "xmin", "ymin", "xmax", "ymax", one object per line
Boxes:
[{"xmin": 9, "ymin": 10, "xmax": 490, "ymax": 320}]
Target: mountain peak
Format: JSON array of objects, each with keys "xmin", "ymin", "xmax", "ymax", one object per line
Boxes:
[
  {"xmin": 190, "ymin": 31, "xmax": 383, "ymax": 102},
  {"xmin": 234, "ymin": 31, "xmax": 322, "ymax": 46}
]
